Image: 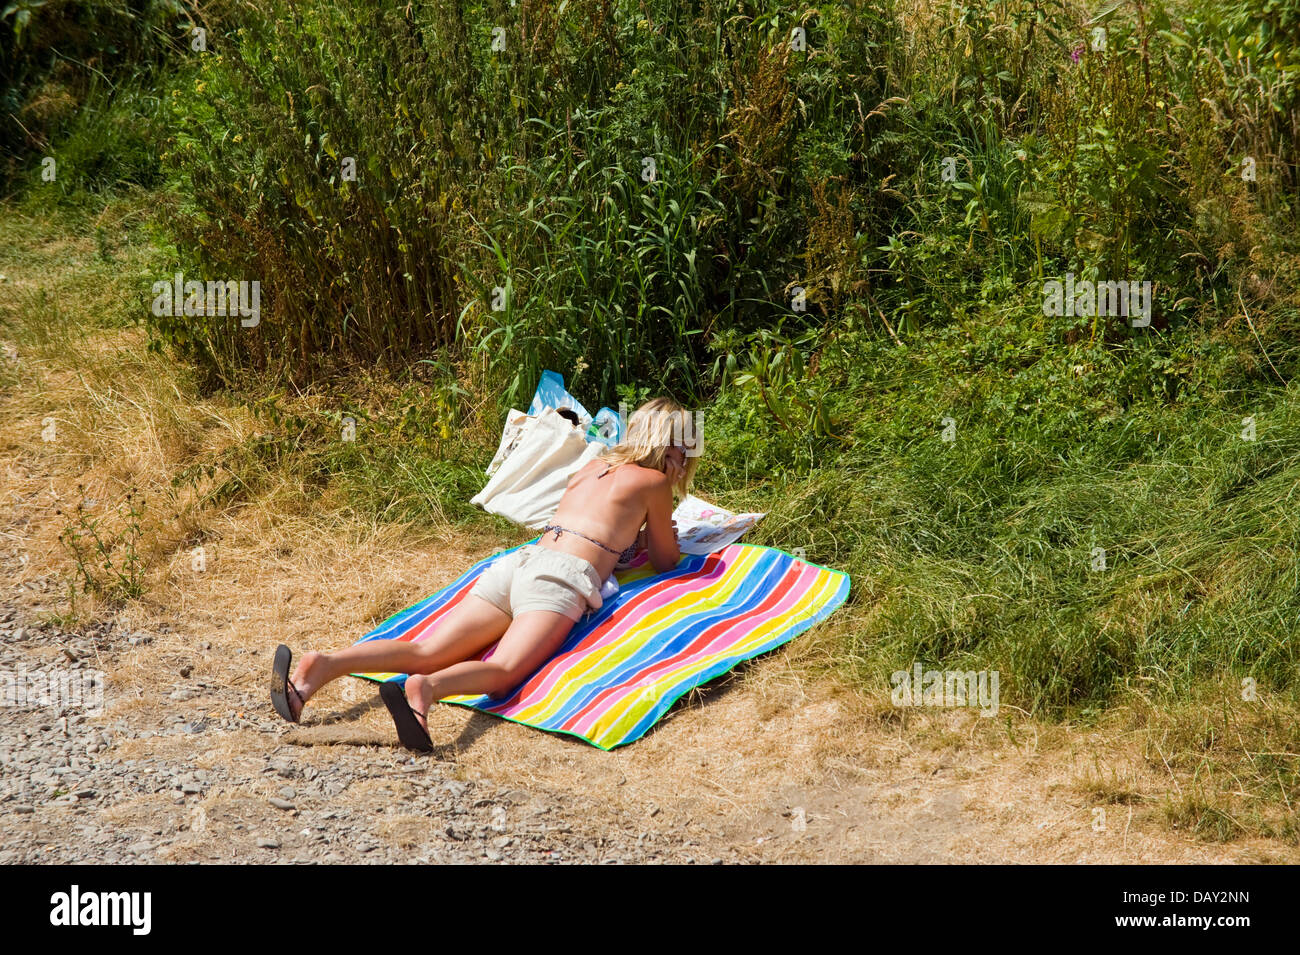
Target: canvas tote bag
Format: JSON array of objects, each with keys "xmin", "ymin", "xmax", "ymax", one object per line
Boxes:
[{"xmin": 471, "ymin": 407, "xmax": 605, "ymax": 529}]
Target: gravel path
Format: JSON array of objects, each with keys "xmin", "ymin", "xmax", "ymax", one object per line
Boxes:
[{"xmin": 0, "ymin": 579, "xmax": 735, "ymax": 865}]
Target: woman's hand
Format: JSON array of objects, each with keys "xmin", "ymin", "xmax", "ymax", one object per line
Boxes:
[{"xmin": 664, "ymin": 446, "xmax": 686, "ymax": 485}]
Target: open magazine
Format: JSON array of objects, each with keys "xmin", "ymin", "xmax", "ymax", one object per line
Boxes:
[{"xmin": 671, "ymin": 494, "xmax": 766, "ymax": 555}]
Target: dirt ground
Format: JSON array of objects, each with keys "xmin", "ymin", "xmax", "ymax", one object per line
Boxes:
[{"xmin": 3, "ymin": 492, "xmax": 1296, "ymax": 863}]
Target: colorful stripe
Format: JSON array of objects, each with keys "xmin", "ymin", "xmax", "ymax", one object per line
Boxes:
[{"xmin": 351, "ymin": 541, "xmax": 851, "ymax": 750}]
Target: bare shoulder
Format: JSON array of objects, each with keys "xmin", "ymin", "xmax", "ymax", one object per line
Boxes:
[
  {"xmin": 598, "ymin": 462, "xmax": 668, "ymax": 502},
  {"xmin": 617, "ymin": 462, "xmax": 668, "ymax": 487},
  {"xmin": 565, "ymin": 457, "xmax": 605, "ymax": 488}
]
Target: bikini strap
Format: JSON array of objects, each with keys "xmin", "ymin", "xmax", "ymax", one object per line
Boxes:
[{"xmin": 542, "ymin": 523, "xmax": 622, "ymax": 556}]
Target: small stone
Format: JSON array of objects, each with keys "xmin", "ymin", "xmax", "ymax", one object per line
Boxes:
[
  {"xmin": 278, "ymin": 786, "xmax": 295, "ymax": 800},
  {"xmin": 268, "ymin": 798, "xmax": 295, "ymax": 811},
  {"xmin": 75, "ymin": 790, "xmax": 96, "ymax": 799},
  {"xmin": 13, "ymin": 805, "xmax": 34, "ymax": 814},
  {"xmin": 179, "ymin": 665, "xmax": 193, "ymax": 678},
  {"xmin": 128, "ymin": 635, "xmax": 152, "ymax": 646},
  {"xmin": 256, "ymin": 837, "xmax": 280, "ymax": 849}
]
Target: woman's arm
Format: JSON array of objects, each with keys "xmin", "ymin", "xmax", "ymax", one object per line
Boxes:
[{"xmin": 643, "ymin": 472, "xmax": 680, "ymax": 573}]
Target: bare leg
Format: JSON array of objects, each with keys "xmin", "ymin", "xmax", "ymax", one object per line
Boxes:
[
  {"xmin": 286, "ymin": 595, "xmax": 512, "ymax": 719},
  {"xmin": 405, "ymin": 609, "xmax": 576, "ymax": 725}
]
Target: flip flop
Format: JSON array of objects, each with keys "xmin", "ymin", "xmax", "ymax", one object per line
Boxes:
[
  {"xmin": 379, "ymin": 681, "xmax": 433, "ymax": 753},
  {"xmin": 270, "ymin": 644, "xmax": 307, "ymax": 724}
]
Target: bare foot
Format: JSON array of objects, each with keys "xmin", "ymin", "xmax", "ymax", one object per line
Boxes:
[
  {"xmin": 405, "ymin": 673, "xmax": 434, "ymax": 732},
  {"xmin": 286, "ymin": 651, "xmax": 328, "ymax": 722}
]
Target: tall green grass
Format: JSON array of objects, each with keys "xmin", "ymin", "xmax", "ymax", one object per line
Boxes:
[{"xmin": 1, "ymin": 0, "xmax": 191, "ymax": 196}]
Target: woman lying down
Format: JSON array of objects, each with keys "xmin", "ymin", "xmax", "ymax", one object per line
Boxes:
[{"xmin": 269, "ymin": 397, "xmax": 700, "ymax": 751}]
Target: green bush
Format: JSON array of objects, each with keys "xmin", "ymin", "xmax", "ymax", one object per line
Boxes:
[{"xmin": 1, "ymin": 0, "xmax": 192, "ymax": 195}]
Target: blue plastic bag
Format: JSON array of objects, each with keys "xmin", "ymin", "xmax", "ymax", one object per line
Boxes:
[
  {"xmin": 527, "ymin": 370, "xmax": 624, "ymax": 446},
  {"xmin": 527, "ymin": 370, "xmax": 590, "ymax": 425},
  {"xmin": 586, "ymin": 407, "xmax": 624, "ymax": 447}
]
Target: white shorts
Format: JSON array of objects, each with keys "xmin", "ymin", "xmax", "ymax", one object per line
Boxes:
[{"xmin": 469, "ymin": 544, "xmax": 604, "ymax": 623}]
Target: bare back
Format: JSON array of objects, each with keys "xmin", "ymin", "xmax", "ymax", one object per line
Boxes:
[{"xmin": 537, "ymin": 458, "xmax": 679, "ymax": 578}]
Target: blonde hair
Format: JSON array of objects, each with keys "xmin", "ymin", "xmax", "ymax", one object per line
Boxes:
[{"xmin": 599, "ymin": 396, "xmax": 701, "ymax": 497}]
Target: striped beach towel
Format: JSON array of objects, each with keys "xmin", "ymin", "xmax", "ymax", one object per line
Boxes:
[{"xmin": 351, "ymin": 541, "xmax": 851, "ymax": 749}]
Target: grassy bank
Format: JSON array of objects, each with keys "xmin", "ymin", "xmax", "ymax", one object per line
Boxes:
[
  {"xmin": 3, "ymin": 197, "xmax": 1298, "ymax": 841},
  {"xmin": 3, "ymin": 0, "xmax": 1298, "ymax": 843}
]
